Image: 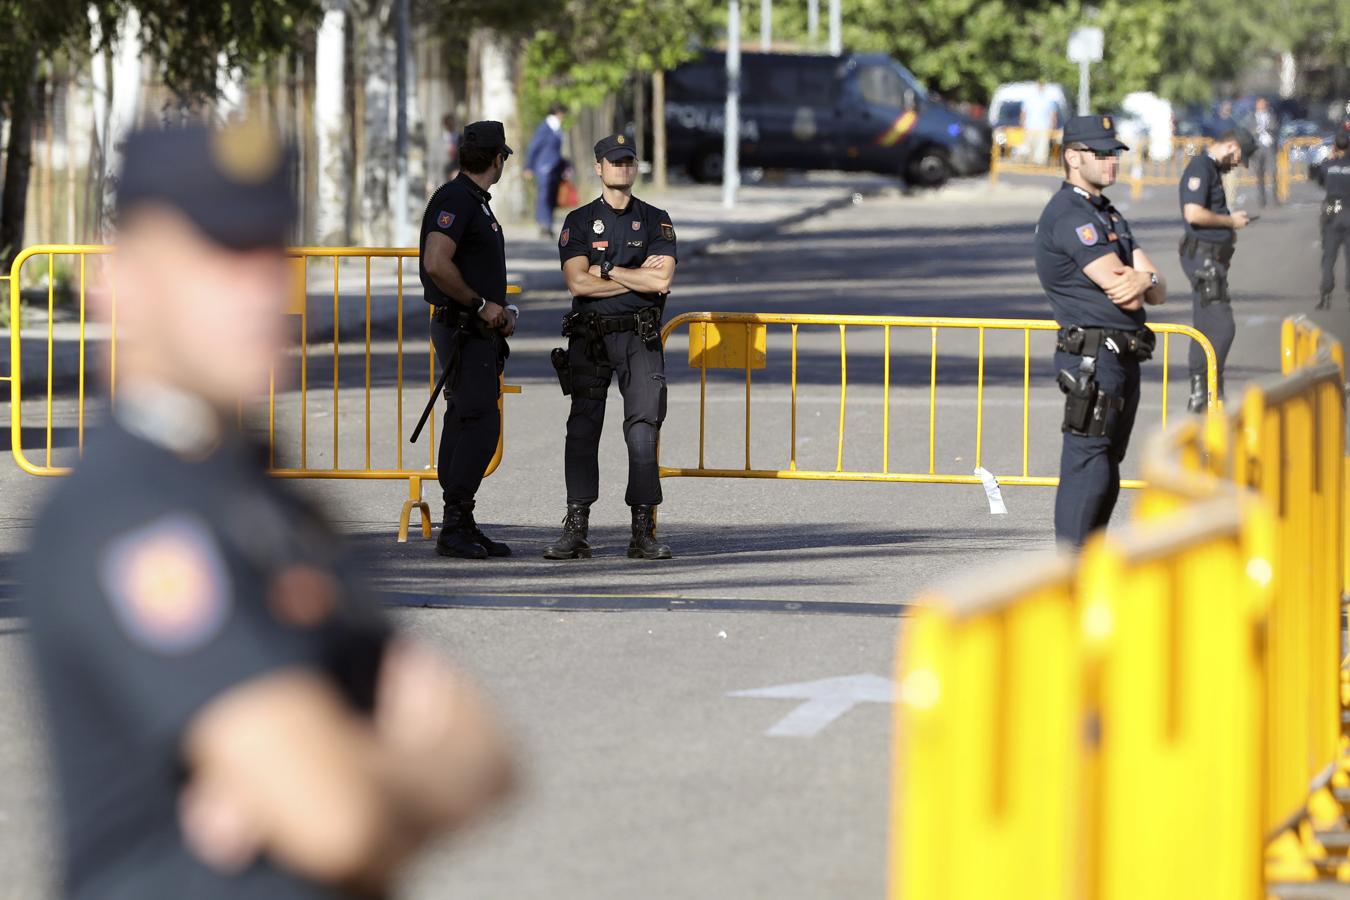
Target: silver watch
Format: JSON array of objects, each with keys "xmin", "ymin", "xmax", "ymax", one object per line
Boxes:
[
  {"xmin": 474, "ymin": 297, "xmax": 487, "ymax": 313},
  {"xmin": 1148, "ymin": 272, "xmax": 1159, "ymax": 288},
  {"xmin": 505, "ymin": 304, "xmax": 520, "ymax": 316}
]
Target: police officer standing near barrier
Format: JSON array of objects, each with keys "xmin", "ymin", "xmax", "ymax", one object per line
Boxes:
[
  {"xmin": 545, "ymin": 133, "xmax": 677, "ymax": 560},
  {"xmin": 419, "ymin": 121, "xmax": 520, "ymax": 559},
  {"xmin": 1316, "ymin": 134, "xmax": 1350, "ymax": 310},
  {"xmin": 1035, "ymin": 115, "xmax": 1168, "ymax": 550},
  {"xmin": 1178, "ymin": 126, "xmax": 1256, "ymax": 412},
  {"xmin": 23, "ymin": 121, "xmax": 512, "ymax": 899}
]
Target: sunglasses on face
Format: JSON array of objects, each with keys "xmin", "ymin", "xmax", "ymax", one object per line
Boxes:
[{"xmin": 1068, "ymin": 145, "xmax": 1122, "ymax": 159}]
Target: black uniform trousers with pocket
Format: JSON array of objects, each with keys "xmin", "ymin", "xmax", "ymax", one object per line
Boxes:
[
  {"xmin": 431, "ymin": 319, "xmax": 503, "ymax": 512},
  {"xmin": 565, "ymin": 330, "xmax": 667, "ymax": 507},
  {"xmin": 1053, "ymin": 347, "xmax": 1142, "ymax": 548},
  {"xmin": 1322, "ymin": 211, "xmax": 1350, "ymax": 296},
  {"xmin": 1182, "ymin": 248, "xmax": 1236, "ymax": 383}
]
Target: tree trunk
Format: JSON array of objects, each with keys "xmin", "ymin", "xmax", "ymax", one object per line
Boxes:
[
  {"xmin": 1, "ymin": 52, "xmax": 39, "ymax": 271},
  {"xmin": 653, "ymin": 69, "xmax": 667, "ymax": 192}
]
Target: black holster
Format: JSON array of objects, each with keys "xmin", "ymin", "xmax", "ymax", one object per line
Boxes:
[
  {"xmin": 1193, "ymin": 258, "xmax": 1229, "ymax": 306},
  {"xmin": 551, "ymin": 347, "xmax": 572, "ymax": 396},
  {"xmin": 1057, "ymin": 356, "xmax": 1125, "ymax": 438}
]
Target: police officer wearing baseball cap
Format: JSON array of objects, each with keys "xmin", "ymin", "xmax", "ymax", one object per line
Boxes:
[
  {"xmin": 1316, "ymin": 133, "xmax": 1350, "ymax": 310},
  {"xmin": 419, "ymin": 120, "xmax": 519, "ymax": 558},
  {"xmin": 1035, "ymin": 115, "xmax": 1168, "ymax": 549},
  {"xmin": 24, "ymin": 121, "xmax": 513, "ymax": 900},
  {"xmin": 546, "ymin": 133, "xmax": 678, "ymax": 560},
  {"xmin": 1178, "ymin": 123, "xmax": 1257, "ymax": 411}
]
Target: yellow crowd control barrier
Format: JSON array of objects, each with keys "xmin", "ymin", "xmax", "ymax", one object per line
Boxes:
[
  {"xmin": 6, "ymin": 244, "xmax": 521, "ymax": 541},
  {"xmin": 890, "ymin": 315, "xmax": 1346, "ymax": 899},
  {"xmin": 659, "ymin": 312, "xmax": 1218, "ymax": 490},
  {"xmin": 990, "ymin": 128, "xmax": 1322, "ymax": 201}
]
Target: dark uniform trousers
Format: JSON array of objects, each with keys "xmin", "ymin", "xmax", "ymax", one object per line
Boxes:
[
  {"xmin": 1181, "ymin": 243, "xmax": 1236, "ymax": 381},
  {"xmin": 431, "ymin": 319, "xmax": 503, "ymax": 509},
  {"xmin": 1322, "ymin": 208, "xmax": 1350, "ymax": 297},
  {"xmin": 1053, "ymin": 346, "xmax": 1142, "ymax": 547},
  {"xmin": 565, "ymin": 330, "xmax": 667, "ymax": 507}
]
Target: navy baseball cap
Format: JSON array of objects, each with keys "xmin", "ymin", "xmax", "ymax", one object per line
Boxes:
[
  {"xmin": 116, "ymin": 121, "xmax": 297, "ymax": 250},
  {"xmin": 594, "ymin": 133, "xmax": 637, "ymax": 162},
  {"xmin": 462, "ymin": 120, "xmax": 513, "ymax": 157},
  {"xmin": 1061, "ymin": 114, "xmax": 1129, "ymax": 152}
]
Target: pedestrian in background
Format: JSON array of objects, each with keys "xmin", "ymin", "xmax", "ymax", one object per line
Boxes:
[
  {"xmin": 1021, "ymin": 79, "xmax": 1060, "ymax": 167},
  {"xmin": 525, "ymin": 102, "xmax": 568, "ymax": 238},
  {"xmin": 442, "ymin": 113, "xmax": 460, "ymax": 181},
  {"xmin": 1245, "ymin": 97, "xmax": 1279, "ymax": 207}
]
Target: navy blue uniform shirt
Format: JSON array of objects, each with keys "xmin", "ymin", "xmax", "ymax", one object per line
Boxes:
[
  {"xmin": 1179, "ymin": 154, "xmax": 1234, "ymax": 244},
  {"xmin": 1325, "ymin": 157, "xmax": 1350, "ymax": 202},
  {"xmin": 559, "ymin": 196, "xmax": 677, "ymax": 315},
  {"xmin": 1035, "ymin": 182, "xmax": 1145, "ymax": 330},
  {"xmin": 419, "ymin": 173, "xmax": 507, "ymax": 306}
]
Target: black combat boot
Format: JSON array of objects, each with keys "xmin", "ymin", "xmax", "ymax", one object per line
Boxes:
[
  {"xmin": 1316, "ymin": 292, "xmax": 1331, "ymax": 310},
  {"xmin": 462, "ymin": 500, "xmax": 511, "ymax": 557},
  {"xmin": 627, "ymin": 505, "xmax": 672, "ymax": 560},
  {"xmin": 437, "ymin": 501, "xmax": 488, "ymax": 559},
  {"xmin": 544, "ymin": 503, "xmax": 592, "ymax": 560},
  {"xmin": 1186, "ymin": 373, "xmax": 1207, "ymax": 414}
]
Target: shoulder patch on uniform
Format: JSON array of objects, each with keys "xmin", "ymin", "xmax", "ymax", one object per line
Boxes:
[
  {"xmin": 559, "ymin": 227, "xmax": 569, "ymax": 246},
  {"xmin": 1187, "ymin": 176, "xmax": 1201, "ymax": 191},
  {"xmin": 437, "ymin": 210, "xmax": 455, "ymax": 229},
  {"xmin": 99, "ymin": 514, "xmax": 231, "ymax": 655},
  {"xmin": 1075, "ymin": 224, "xmax": 1098, "ymax": 245},
  {"xmin": 660, "ymin": 222, "xmax": 675, "ymax": 241}
]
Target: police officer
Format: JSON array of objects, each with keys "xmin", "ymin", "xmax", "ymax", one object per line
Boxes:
[
  {"xmin": 23, "ymin": 122, "xmax": 512, "ymax": 899},
  {"xmin": 419, "ymin": 120, "xmax": 519, "ymax": 559},
  {"xmin": 1178, "ymin": 126, "xmax": 1256, "ymax": 411},
  {"xmin": 1035, "ymin": 115, "xmax": 1168, "ymax": 549},
  {"xmin": 1316, "ymin": 134, "xmax": 1350, "ymax": 310},
  {"xmin": 545, "ymin": 133, "xmax": 677, "ymax": 560}
]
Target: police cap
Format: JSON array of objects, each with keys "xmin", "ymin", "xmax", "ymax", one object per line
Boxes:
[
  {"xmin": 594, "ymin": 133, "xmax": 637, "ymax": 162},
  {"xmin": 116, "ymin": 120, "xmax": 297, "ymax": 250},
  {"xmin": 462, "ymin": 120, "xmax": 513, "ymax": 157},
  {"xmin": 1061, "ymin": 115, "xmax": 1129, "ymax": 152}
]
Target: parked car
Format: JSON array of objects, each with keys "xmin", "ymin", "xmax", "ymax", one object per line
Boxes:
[{"xmin": 664, "ymin": 51, "xmax": 991, "ymax": 187}]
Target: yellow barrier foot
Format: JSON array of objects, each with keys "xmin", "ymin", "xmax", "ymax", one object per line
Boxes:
[{"xmin": 398, "ymin": 475, "xmax": 433, "ymax": 543}]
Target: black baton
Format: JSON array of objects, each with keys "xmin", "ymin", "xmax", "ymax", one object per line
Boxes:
[{"xmin": 410, "ymin": 361, "xmax": 454, "ymax": 444}]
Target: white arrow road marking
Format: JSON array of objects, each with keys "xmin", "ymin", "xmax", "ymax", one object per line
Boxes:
[{"xmin": 728, "ymin": 674, "xmax": 897, "ymax": 738}]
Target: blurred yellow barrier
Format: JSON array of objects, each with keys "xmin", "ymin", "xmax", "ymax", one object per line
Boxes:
[
  {"xmin": 660, "ymin": 311, "xmax": 1219, "ymax": 490},
  {"xmin": 890, "ymin": 315, "xmax": 1346, "ymax": 898},
  {"xmin": 6, "ymin": 244, "xmax": 521, "ymax": 541}
]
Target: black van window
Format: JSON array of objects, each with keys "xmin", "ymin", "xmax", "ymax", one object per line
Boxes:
[
  {"xmin": 797, "ymin": 67, "xmax": 837, "ymax": 106},
  {"xmin": 857, "ymin": 64, "xmax": 911, "ymax": 109},
  {"xmin": 670, "ymin": 63, "xmax": 725, "ymax": 102}
]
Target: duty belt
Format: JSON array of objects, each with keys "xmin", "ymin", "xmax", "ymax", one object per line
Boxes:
[
  {"xmin": 1326, "ymin": 199, "xmax": 1346, "ymax": 216},
  {"xmin": 562, "ymin": 305, "xmax": 664, "ymax": 351},
  {"xmin": 1179, "ymin": 235, "xmax": 1235, "ymax": 263},
  {"xmin": 1057, "ymin": 325, "xmax": 1155, "ymax": 361},
  {"xmin": 430, "ymin": 302, "xmax": 494, "ymax": 338}
]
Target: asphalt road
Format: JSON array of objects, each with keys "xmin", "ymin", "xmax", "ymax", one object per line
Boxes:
[{"xmin": 0, "ymin": 171, "xmax": 1343, "ymax": 900}]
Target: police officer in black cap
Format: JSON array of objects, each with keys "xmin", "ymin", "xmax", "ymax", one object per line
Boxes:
[
  {"xmin": 545, "ymin": 133, "xmax": 678, "ymax": 560},
  {"xmin": 1316, "ymin": 134, "xmax": 1350, "ymax": 310},
  {"xmin": 1035, "ymin": 115, "xmax": 1168, "ymax": 549},
  {"xmin": 1178, "ymin": 125, "xmax": 1256, "ymax": 411},
  {"xmin": 419, "ymin": 120, "xmax": 519, "ymax": 559},
  {"xmin": 23, "ymin": 121, "xmax": 512, "ymax": 899}
]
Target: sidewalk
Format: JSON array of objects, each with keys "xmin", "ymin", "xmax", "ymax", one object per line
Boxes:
[{"xmin": 2, "ymin": 173, "xmax": 893, "ymax": 391}]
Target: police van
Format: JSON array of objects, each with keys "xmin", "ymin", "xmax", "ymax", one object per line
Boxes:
[{"xmin": 663, "ymin": 51, "xmax": 990, "ymax": 187}]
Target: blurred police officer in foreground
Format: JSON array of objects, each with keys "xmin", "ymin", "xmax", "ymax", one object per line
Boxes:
[
  {"xmin": 419, "ymin": 120, "xmax": 519, "ymax": 559},
  {"xmin": 1035, "ymin": 116, "xmax": 1167, "ymax": 550},
  {"xmin": 1178, "ymin": 125, "xmax": 1256, "ymax": 412},
  {"xmin": 545, "ymin": 133, "xmax": 678, "ymax": 560},
  {"xmin": 1316, "ymin": 134, "xmax": 1350, "ymax": 310},
  {"xmin": 23, "ymin": 121, "xmax": 512, "ymax": 900}
]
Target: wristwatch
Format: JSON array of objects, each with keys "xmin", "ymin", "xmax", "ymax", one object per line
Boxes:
[
  {"xmin": 505, "ymin": 304, "xmax": 520, "ymax": 317},
  {"xmin": 473, "ymin": 297, "xmax": 487, "ymax": 313},
  {"xmin": 600, "ymin": 260, "xmax": 614, "ymax": 280},
  {"xmin": 1148, "ymin": 272, "xmax": 1160, "ymax": 288}
]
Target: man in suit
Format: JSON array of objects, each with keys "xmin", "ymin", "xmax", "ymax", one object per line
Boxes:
[{"xmin": 524, "ymin": 103, "xmax": 568, "ymax": 237}]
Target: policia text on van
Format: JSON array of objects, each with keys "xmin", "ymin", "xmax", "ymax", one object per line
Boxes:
[{"xmin": 662, "ymin": 52, "xmax": 991, "ymax": 188}]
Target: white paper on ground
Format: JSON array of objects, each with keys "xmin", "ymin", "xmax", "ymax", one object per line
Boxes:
[{"xmin": 974, "ymin": 466, "xmax": 1008, "ymax": 515}]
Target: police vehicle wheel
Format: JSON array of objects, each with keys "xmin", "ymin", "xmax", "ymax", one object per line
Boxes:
[
  {"xmin": 689, "ymin": 149, "xmax": 724, "ymax": 184},
  {"xmin": 907, "ymin": 147, "xmax": 951, "ymax": 188}
]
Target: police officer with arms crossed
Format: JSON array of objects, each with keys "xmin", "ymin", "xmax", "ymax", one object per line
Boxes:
[
  {"xmin": 419, "ymin": 120, "xmax": 520, "ymax": 559},
  {"xmin": 1036, "ymin": 115, "xmax": 1168, "ymax": 550},
  {"xmin": 1316, "ymin": 134, "xmax": 1350, "ymax": 310},
  {"xmin": 23, "ymin": 122, "xmax": 512, "ymax": 900},
  {"xmin": 1178, "ymin": 126, "xmax": 1257, "ymax": 412},
  {"xmin": 545, "ymin": 133, "xmax": 678, "ymax": 560}
]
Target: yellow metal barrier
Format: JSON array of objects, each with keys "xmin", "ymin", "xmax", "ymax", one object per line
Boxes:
[
  {"xmin": 6, "ymin": 244, "xmax": 521, "ymax": 541},
  {"xmin": 659, "ymin": 311, "xmax": 1219, "ymax": 490},
  {"xmin": 890, "ymin": 316, "xmax": 1345, "ymax": 898},
  {"xmin": 991, "ymin": 129, "xmax": 1324, "ymax": 202}
]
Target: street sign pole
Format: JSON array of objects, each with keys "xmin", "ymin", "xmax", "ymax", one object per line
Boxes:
[
  {"xmin": 1078, "ymin": 60, "xmax": 1090, "ymax": 116},
  {"xmin": 828, "ymin": 0, "xmax": 841, "ymax": 56},
  {"xmin": 723, "ymin": 0, "xmax": 741, "ymax": 209},
  {"xmin": 1067, "ymin": 26, "xmax": 1103, "ymax": 116}
]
